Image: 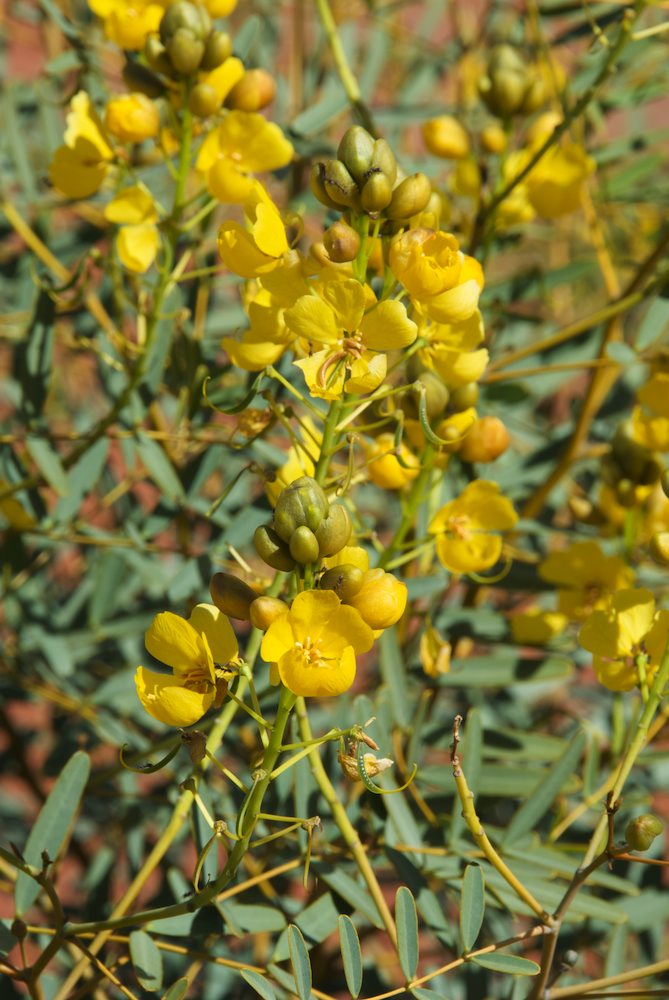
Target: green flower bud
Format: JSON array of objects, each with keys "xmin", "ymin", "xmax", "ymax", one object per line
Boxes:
[
  {"xmin": 521, "ymin": 76, "xmax": 546, "ymax": 114},
  {"xmin": 360, "ymin": 171, "xmax": 393, "ymax": 214},
  {"xmin": 322, "ymin": 159, "xmax": 361, "ymax": 210},
  {"xmin": 449, "ymin": 382, "xmax": 479, "ymax": 412},
  {"xmin": 612, "ymin": 422, "xmax": 656, "ymax": 483},
  {"xmin": 200, "ymin": 30, "xmax": 232, "ymax": 70},
  {"xmin": 273, "ymin": 476, "xmax": 329, "ymax": 542},
  {"xmin": 625, "ymin": 813, "xmax": 664, "ymax": 852},
  {"xmin": 386, "ymin": 172, "xmax": 432, "ymax": 220},
  {"xmin": 479, "ymin": 45, "xmax": 530, "ymax": 118},
  {"xmin": 122, "ymin": 58, "xmax": 166, "ymax": 98},
  {"xmin": 249, "ymin": 596, "xmax": 289, "ymax": 630},
  {"xmin": 166, "ymin": 29, "xmax": 205, "ymax": 76},
  {"xmin": 144, "ymin": 35, "xmax": 173, "ymax": 75},
  {"xmin": 253, "ymin": 524, "xmax": 296, "ymax": 571},
  {"xmin": 310, "ymin": 162, "xmax": 344, "ymax": 210},
  {"xmin": 189, "ymin": 82, "xmax": 221, "ymax": 117},
  {"xmin": 209, "ymin": 571, "xmax": 258, "ymax": 620},
  {"xmin": 320, "ymin": 564, "xmax": 364, "ymax": 601},
  {"xmin": 160, "ymin": 1, "xmax": 210, "ymax": 45},
  {"xmin": 337, "ymin": 125, "xmax": 375, "ymax": 185},
  {"xmin": 323, "ymin": 220, "xmax": 361, "ymax": 263},
  {"xmin": 414, "ymin": 371, "xmax": 450, "ymax": 420},
  {"xmin": 662, "ymin": 468, "xmax": 669, "ymax": 499},
  {"xmin": 370, "ymin": 138, "xmax": 397, "ymax": 187},
  {"xmin": 315, "ymin": 503, "xmax": 352, "ymax": 557},
  {"xmin": 289, "ymin": 525, "xmax": 321, "ymax": 564}
]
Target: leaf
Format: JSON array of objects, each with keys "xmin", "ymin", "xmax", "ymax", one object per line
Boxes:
[
  {"xmin": 13, "ymin": 291, "xmax": 55, "ymax": 421},
  {"xmin": 161, "ymin": 978, "xmax": 189, "ymax": 1000},
  {"xmin": 502, "ymin": 730, "xmax": 587, "ymax": 846},
  {"xmin": 287, "ymin": 925, "xmax": 312, "ymax": 1000},
  {"xmin": 379, "ymin": 629, "xmax": 411, "ymax": 727},
  {"xmin": 15, "ymin": 751, "xmax": 90, "ymax": 915},
  {"xmin": 130, "ymin": 930, "xmax": 163, "ymax": 992},
  {"xmin": 439, "ymin": 655, "xmax": 573, "ymax": 687},
  {"xmin": 460, "ymin": 865, "xmax": 485, "ymax": 953},
  {"xmin": 411, "ymin": 990, "xmax": 451, "ymax": 1000},
  {"xmin": 395, "ymin": 886, "xmax": 419, "ymax": 982},
  {"xmin": 25, "ymin": 435, "xmax": 69, "ymax": 497},
  {"xmin": 316, "ymin": 866, "xmax": 385, "ymax": 929},
  {"xmin": 134, "ymin": 433, "xmax": 185, "ymax": 502},
  {"xmin": 470, "ymin": 953, "xmax": 540, "ymax": 976},
  {"xmin": 240, "ymin": 970, "xmax": 276, "ymax": 1000},
  {"xmin": 339, "ymin": 915, "xmax": 363, "ymax": 999}
]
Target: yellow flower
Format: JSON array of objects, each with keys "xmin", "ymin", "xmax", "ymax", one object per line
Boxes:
[
  {"xmin": 579, "ymin": 588, "xmax": 669, "ymax": 692},
  {"xmin": 631, "ymin": 373, "xmax": 669, "ymax": 451},
  {"xmin": 420, "ymin": 621, "xmax": 451, "ymax": 677},
  {"xmin": 104, "ymin": 93, "xmax": 160, "ymax": 144},
  {"xmin": 525, "ymin": 144, "xmax": 595, "ymax": 218},
  {"xmin": 104, "ymin": 185, "xmax": 160, "ymax": 272},
  {"xmin": 389, "ymin": 229, "xmax": 484, "ymax": 323},
  {"xmin": 286, "ymin": 273, "xmax": 417, "ymax": 400},
  {"xmin": 260, "ymin": 589, "xmax": 374, "ymax": 697},
  {"xmin": 539, "ymin": 541, "xmax": 634, "ymax": 621},
  {"xmin": 510, "ymin": 610, "xmax": 568, "ymax": 646},
  {"xmin": 88, "ymin": 0, "xmax": 165, "ymax": 50},
  {"xmin": 196, "ymin": 111, "xmax": 293, "ymax": 203},
  {"xmin": 418, "ymin": 312, "xmax": 488, "ymax": 389},
  {"xmin": 203, "ymin": 0, "xmax": 237, "ymax": 14},
  {"xmin": 364, "ymin": 433, "xmax": 420, "ymax": 490},
  {"xmin": 429, "ymin": 480, "xmax": 518, "ymax": 574},
  {"xmin": 203, "ymin": 56, "xmax": 245, "ymax": 104},
  {"xmin": 49, "ymin": 91, "xmax": 114, "ymax": 199},
  {"xmin": 218, "ymin": 189, "xmax": 290, "ymax": 278},
  {"xmin": 136, "ymin": 603, "xmax": 238, "ymax": 726},
  {"xmin": 346, "ymin": 569, "xmax": 407, "ymax": 630}
]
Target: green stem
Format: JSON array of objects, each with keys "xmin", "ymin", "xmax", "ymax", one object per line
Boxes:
[
  {"xmin": 314, "ymin": 399, "xmax": 344, "ymax": 484},
  {"xmin": 378, "ymin": 443, "xmax": 435, "ymax": 568},
  {"xmin": 313, "ymin": 0, "xmax": 376, "ymax": 134}
]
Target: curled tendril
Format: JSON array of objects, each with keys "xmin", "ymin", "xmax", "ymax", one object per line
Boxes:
[
  {"xmin": 468, "ymin": 556, "xmax": 512, "ymax": 585},
  {"xmin": 193, "ymin": 821, "xmax": 229, "ymax": 891},
  {"xmin": 203, "ymin": 370, "xmax": 266, "ymax": 415},
  {"xmin": 414, "ymin": 382, "xmax": 469, "ymax": 449},
  {"xmin": 119, "ymin": 742, "xmax": 180, "ymax": 774},
  {"xmin": 355, "ymin": 740, "xmax": 418, "ymax": 795}
]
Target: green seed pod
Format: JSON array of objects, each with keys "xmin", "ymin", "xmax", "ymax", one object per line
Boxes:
[
  {"xmin": 370, "ymin": 137, "xmax": 397, "ymax": 186},
  {"xmin": 315, "ymin": 503, "xmax": 352, "ymax": 557},
  {"xmin": 337, "ymin": 125, "xmax": 375, "ymax": 185},
  {"xmin": 189, "ymin": 82, "xmax": 221, "ymax": 117},
  {"xmin": 249, "ymin": 596, "xmax": 289, "ymax": 630},
  {"xmin": 167, "ymin": 29, "xmax": 205, "ymax": 75},
  {"xmin": 253, "ymin": 524, "xmax": 296, "ymax": 571},
  {"xmin": 200, "ymin": 30, "xmax": 232, "ymax": 70},
  {"xmin": 323, "ymin": 220, "xmax": 361, "ymax": 263},
  {"xmin": 289, "ymin": 526, "xmax": 321, "ymax": 564},
  {"xmin": 310, "ymin": 162, "xmax": 343, "ymax": 210},
  {"xmin": 320, "ymin": 564, "xmax": 364, "ymax": 601},
  {"xmin": 160, "ymin": 1, "xmax": 210, "ymax": 44},
  {"xmin": 323, "ymin": 159, "xmax": 361, "ymax": 210},
  {"xmin": 385, "ymin": 172, "xmax": 432, "ymax": 220},
  {"xmin": 144, "ymin": 35, "xmax": 173, "ymax": 75},
  {"xmin": 122, "ymin": 58, "xmax": 166, "ymax": 98},
  {"xmin": 209, "ymin": 571, "xmax": 258, "ymax": 620},
  {"xmin": 360, "ymin": 171, "xmax": 393, "ymax": 214},
  {"xmin": 273, "ymin": 476, "xmax": 329, "ymax": 542},
  {"xmin": 625, "ymin": 813, "xmax": 664, "ymax": 852},
  {"xmin": 449, "ymin": 382, "xmax": 479, "ymax": 412},
  {"xmin": 662, "ymin": 468, "xmax": 669, "ymax": 499}
]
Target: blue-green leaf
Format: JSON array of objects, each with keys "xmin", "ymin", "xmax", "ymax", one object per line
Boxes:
[
  {"xmin": 130, "ymin": 930, "xmax": 163, "ymax": 992},
  {"xmin": 161, "ymin": 978, "xmax": 189, "ymax": 1000},
  {"xmin": 240, "ymin": 970, "xmax": 276, "ymax": 1000},
  {"xmin": 339, "ymin": 915, "xmax": 363, "ymax": 998},
  {"xmin": 460, "ymin": 865, "xmax": 485, "ymax": 952},
  {"xmin": 470, "ymin": 953, "xmax": 540, "ymax": 976},
  {"xmin": 287, "ymin": 924, "xmax": 312, "ymax": 1000},
  {"xmin": 396, "ymin": 886, "xmax": 419, "ymax": 981}
]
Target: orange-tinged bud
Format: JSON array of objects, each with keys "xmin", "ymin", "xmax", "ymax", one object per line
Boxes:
[
  {"xmin": 365, "ymin": 433, "xmax": 420, "ymax": 490},
  {"xmin": 346, "ymin": 569, "xmax": 407, "ymax": 630},
  {"xmin": 323, "ymin": 220, "xmax": 361, "ymax": 262},
  {"xmin": 480, "ymin": 123, "xmax": 507, "ymax": 154},
  {"xmin": 225, "ymin": 69, "xmax": 276, "ymax": 111},
  {"xmin": 105, "ymin": 93, "xmax": 160, "ymax": 144},
  {"xmin": 422, "ymin": 116, "xmax": 470, "ymax": 159},
  {"xmin": 458, "ymin": 416, "xmax": 510, "ymax": 463},
  {"xmin": 249, "ymin": 596, "xmax": 289, "ymax": 630}
]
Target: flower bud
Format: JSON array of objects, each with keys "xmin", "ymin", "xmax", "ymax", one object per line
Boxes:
[
  {"xmin": 650, "ymin": 531, "xmax": 669, "ymax": 565},
  {"xmin": 160, "ymin": 1, "xmax": 210, "ymax": 45},
  {"xmin": 315, "ymin": 503, "xmax": 353, "ymax": 557},
  {"xmin": 449, "ymin": 383, "xmax": 479, "ymax": 411},
  {"xmin": 479, "ymin": 45, "xmax": 530, "ymax": 118},
  {"xmin": 189, "ymin": 82, "xmax": 221, "ymax": 117},
  {"xmin": 370, "ymin": 138, "xmax": 397, "ymax": 186},
  {"xmin": 420, "ymin": 622, "xmax": 451, "ymax": 677},
  {"xmin": 662, "ymin": 468, "xmax": 669, "ymax": 499},
  {"xmin": 144, "ymin": 35, "xmax": 173, "ymax": 76},
  {"xmin": 122, "ymin": 59, "xmax": 166, "ymax": 98},
  {"xmin": 310, "ymin": 162, "xmax": 343, "ymax": 210},
  {"xmin": 166, "ymin": 29, "xmax": 205, "ymax": 75},
  {"xmin": 625, "ymin": 814, "xmax": 664, "ymax": 852},
  {"xmin": 346, "ymin": 569, "xmax": 407, "ymax": 630},
  {"xmin": 319, "ymin": 563, "xmax": 364, "ymax": 601},
  {"xmin": 612, "ymin": 423, "xmax": 658, "ymax": 483},
  {"xmin": 422, "ymin": 115, "xmax": 470, "ymax": 159},
  {"xmin": 337, "ymin": 125, "xmax": 375, "ymax": 185},
  {"xmin": 412, "ymin": 371, "xmax": 450, "ymax": 421},
  {"xmin": 200, "ymin": 30, "xmax": 232, "ymax": 70},
  {"xmin": 458, "ymin": 416, "xmax": 510, "ymax": 463},
  {"xmin": 385, "ymin": 172, "xmax": 432, "ymax": 220},
  {"xmin": 209, "ymin": 571, "xmax": 258, "ymax": 620},
  {"xmin": 249, "ymin": 596, "xmax": 289, "ymax": 630},
  {"xmin": 105, "ymin": 93, "xmax": 160, "ymax": 144},
  {"xmin": 323, "ymin": 220, "xmax": 361, "ymax": 263},
  {"xmin": 435, "ymin": 408, "xmax": 477, "ymax": 453},
  {"xmin": 365, "ymin": 433, "xmax": 420, "ymax": 490},
  {"xmin": 521, "ymin": 76, "xmax": 546, "ymax": 114},
  {"xmin": 225, "ymin": 69, "xmax": 276, "ymax": 111},
  {"xmin": 253, "ymin": 524, "xmax": 296, "ymax": 571},
  {"xmin": 289, "ymin": 525, "xmax": 321, "ymax": 564},
  {"xmin": 322, "ymin": 159, "xmax": 361, "ymax": 210},
  {"xmin": 360, "ymin": 171, "xmax": 393, "ymax": 214},
  {"xmin": 273, "ymin": 476, "xmax": 329, "ymax": 542},
  {"xmin": 480, "ymin": 123, "xmax": 507, "ymax": 154}
]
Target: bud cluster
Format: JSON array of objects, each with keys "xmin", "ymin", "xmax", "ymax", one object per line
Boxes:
[
  {"xmin": 601, "ymin": 421, "xmax": 663, "ymax": 507},
  {"xmin": 254, "ymin": 476, "xmax": 353, "ymax": 571},
  {"xmin": 478, "ymin": 45, "xmax": 546, "ymax": 119},
  {"xmin": 310, "ymin": 125, "xmax": 433, "ymax": 223}
]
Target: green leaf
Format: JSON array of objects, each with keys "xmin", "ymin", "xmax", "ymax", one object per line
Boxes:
[
  {"xmin": 502, "ymin": 730, "xmax": 587, "ymax": 846},
  {"xmin": 25, "ymin": 435, "xmax": 69, "ymax": 497},
  {"xmin": 460, "ymin": 865, "xmax": 485, "ymax": 952},
  {"xmin": 161, "ymin": 978, "xmax": 189, "ymax": 1000},
  {"xmin": 135, "ymin": 433, "xmax": 185, "ymax": 501},
  {"xmin": 287, "ymin": 924, "xmax": 312, "ymax": 1000},
  {"xmin": 411, "ymin": 990, "xmax": 451, "ymax": 1000},
  {"xmin": 379, "ymin": 629, "xmax": 411, "ymax": 727},
  {"xmin": 240, "ymin": 970, "xmax": 276, "ymax": 1000},
  {"xmin": 395, "ymin": 886, "xmax": 419, "ymax": 982},
  {"xmin": 15, "ymin": 751, "xmax": 90, "ymax": 915},
  {"xmin": 316, "ymin": 866, "xmax": 385, "ymax": 929},
  {"xmin": 470, "ymin": 953, "xmax": 540, "ymax": 976},
  {"xmin": 339, "ymin": 915, "xmax": 363, "ymax": 998},
  {"xmin": 129, "ymin": 930, "xmax": 163, "ymax": 992},
  {"xmin": 439, "ymin": 655, "xmax": 573, "ymax": 687}
]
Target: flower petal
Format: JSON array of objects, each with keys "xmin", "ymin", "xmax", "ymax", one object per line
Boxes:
[
  {"xmin": 189, "ymin": 603, "xmax": 238, "ymax": 665},
  {"xmin": 360, "ymin": 299, "xmax": 417, "ymax": 351},
  {"xmin": 116, "ymin": 223, "xmax": 159, "ymax": 273},
  {"xmin": 261, "ymin": 612, "xmax": 295, "ymax": 663},
  {"xmin": 145, "ymin": 612, "xmax": 202, "ymax": 674},
  {"xmin": 278, "ymin": 644, "xmax": 356, "ymax": 697},
  {"xmin": 436, "ymin": 533, "xmax": 502, "ymax": 574},
  {"xmin": 285, "ymin": 294, "xmax": 341, "ymax": 345},
  {"xmin": 135, "ymin": 666, "xmax": 215, "ymax": 726}
]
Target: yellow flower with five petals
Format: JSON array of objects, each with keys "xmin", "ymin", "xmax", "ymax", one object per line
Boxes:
[
  {"xmin": 429, "ymin": 480, "xmax": 518, "ymax": 574},
  {"xmin": 50, "ymin": 92, "xmax": 114, "ymax": 199},
  {"xmin": 196, "ymin": 111, "xmax": 293, "ymax": 203},
  {"xmin": 135, "ymin": 603, "xmax": 238, "ymax": 726},
  {"xmin": 539, "ymin": 540, "xmax": 634, "ymax": 621},
  {"xmin": 104, "ymin": 184, "xmax": 161, "ymax": 273},
  {"xmin": 389, "ymin": 229, "xmax": 484, "ymax": 324}
]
